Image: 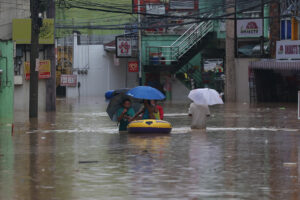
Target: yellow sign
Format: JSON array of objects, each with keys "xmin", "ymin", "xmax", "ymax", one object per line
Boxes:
[
  {"xmin": 25, "ymin": 60, "xmax": 51, "ymax": 80},
  {"xmin": 13, "ymin": 19, "xmax": 54, "ymax": 44},
  {"xmin": 291, "ymin": 17, "xmax": 298, "ymax": 40}
]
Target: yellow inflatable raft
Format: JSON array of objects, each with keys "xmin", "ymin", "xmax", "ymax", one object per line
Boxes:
[{"xmin": 128, "ymin": 120, "xmax": 172, "ymax": 134}]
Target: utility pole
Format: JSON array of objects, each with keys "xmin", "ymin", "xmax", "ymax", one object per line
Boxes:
[
  {"xmin": 46, "ymin": 0, "xmax": 56, "ymax": 111},
  {"xmin": 29, "ymin": 0, "xmax": 40, "ymax": 118},
  {"xmin": 260, "ymin": 0, "xmax": 265, "ymax": 55},
  {"xmin": 225, "ymin": 0, "xmax": 236, "ymax": 102},
  {"xmin": 138, "ymin": 0, "xmax": 142, "ymax": 86}
]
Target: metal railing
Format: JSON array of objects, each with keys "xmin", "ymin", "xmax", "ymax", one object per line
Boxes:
[{"xmin": 146, "ymin": 14, "xmax": 214, "ymax": 66}]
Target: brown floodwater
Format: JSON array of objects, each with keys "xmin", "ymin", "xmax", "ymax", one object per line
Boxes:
[{"xmin": 1, "ymin": 97, "xmax": 300, "ymax": 200}]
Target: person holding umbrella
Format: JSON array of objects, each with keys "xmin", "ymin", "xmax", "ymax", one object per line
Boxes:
[
  {"xmin": 116, "ymin": 99, "xmax": 136, "ymax": 132},
  {"xmin": 126, "ymin": 86, "xmax": 166, "ymax": 120},
  {"xmin": 188, "ymin": 103, "xmax": 210, "ymax": 129},
  {"xmin": 133, "ymin": 100, "xmax": 161, "ymax": 120},
  {"xmin": 188, "ymin": 88, "xmax": 223, "ymax": 130}
]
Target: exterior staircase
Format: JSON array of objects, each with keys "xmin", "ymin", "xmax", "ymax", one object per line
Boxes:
[
  {"xmin": 144, "ymin": 16, "xmax": 214, "ymax": 73},
  {"xmin": 175, "ymin": 63, "xmax": 203, "ymax": 90}
]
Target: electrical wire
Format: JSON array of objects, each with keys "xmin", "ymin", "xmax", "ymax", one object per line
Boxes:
[{"xmin": 56, "ymin": 0, "xmax": 284, "ymax": 32}]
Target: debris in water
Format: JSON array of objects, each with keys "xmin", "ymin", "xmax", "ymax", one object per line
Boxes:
[
  {"xmin": 283, "ymin": 162, "xmax": 297, "ymax": 167},
  {"xmin": 79, "ymin": 161, "xmax": 99, "ymax": 164}
]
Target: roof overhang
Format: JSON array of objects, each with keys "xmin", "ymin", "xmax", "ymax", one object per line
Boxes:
[{"xmin": 249, "ymin": 60, "xmax": 300, "ymax": 71}]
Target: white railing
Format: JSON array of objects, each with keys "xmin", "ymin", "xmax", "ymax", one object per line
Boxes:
[{"xmin": 146, "ymin": 15, "xmax": 214, "ymax": 66}]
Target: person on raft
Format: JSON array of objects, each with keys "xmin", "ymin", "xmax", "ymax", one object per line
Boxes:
[
  {"xmin": 133, "ymin": 100, "xmax": 163, "ymax": 120},
  {"xmin": 116, "ymin": 99, "xmax": 135, "ymax": 132}
]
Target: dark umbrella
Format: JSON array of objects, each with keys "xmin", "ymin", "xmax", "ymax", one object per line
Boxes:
[
  {"xmin": 106, "ymin": 93, "xmax": 141, "ymax": 122},
  {"xmin": 112, "ymin": 88, "xmax": 131, "ymax": 96}
]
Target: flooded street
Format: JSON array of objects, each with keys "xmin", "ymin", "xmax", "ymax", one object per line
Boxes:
[{"xmin": 1, "ymin": 98, "xmax": 300, "ymax": 200}]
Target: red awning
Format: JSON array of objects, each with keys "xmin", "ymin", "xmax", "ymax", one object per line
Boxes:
[{"xmin": 249, "ymin": 60, "xmax": 300, "ymax": 71}]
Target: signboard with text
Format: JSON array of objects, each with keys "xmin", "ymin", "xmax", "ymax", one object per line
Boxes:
[
  {"xmin": 237, "ymin": 19, "xmax": 263, "ymax": 38},
  {"xmin": 128, "ymin": 61, "xmax": 139, "ymax": 72},
  {"xmin": 25, "ymin": 60, "xmax": 51, "ymax": 80},
  {"xmin": 116, "ymin": 37, "xmax": 132, "ymax": 58},
  {"xmin": 146, "ymin": 4, "xmax": 165, "ymax": 15},
  {"xmin": 276, "ymin": 40, "xmax": 300, "ymax": 59},
  {"xmin": 60, "ymin": 75, "xmax": 77, "ymax": 87}
]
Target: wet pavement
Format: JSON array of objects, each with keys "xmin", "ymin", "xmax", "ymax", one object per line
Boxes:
[{"xmin": 1, "ymin": 97, "xmax": 300, "ymax": 200}]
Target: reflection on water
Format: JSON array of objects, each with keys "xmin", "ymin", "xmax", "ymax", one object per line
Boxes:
[{"xmin": 1, "ymin": 98, "xmax": 300, "ymax": 200}]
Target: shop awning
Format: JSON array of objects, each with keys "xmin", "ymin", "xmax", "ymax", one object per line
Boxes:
[
  {"xmin": 249, "ymin": 60, "xmax": 300, "ymax": 71},
  {"xmin": 104, "ymin": 40, "xmax": 116, "ymax": 52}
]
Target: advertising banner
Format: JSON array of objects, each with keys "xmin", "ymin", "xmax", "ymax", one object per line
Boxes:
[
  {"xmin": 237, "ymin": 19, "xmax": 263, "ymax": 38},
  {"xmin": 116, "ymin": 37, "xmax": 132, "ymax": 58},
  {"xmin": 25, "ymin": 60, "xmax": 51, "ymax": 80},
  {"xmin": 60, "ymin": 75, "xmax": 77, "ymax": 87},
  {"xmin": 276, "ymin": 40, "xmax": 300, "ymax": 59},
  {"xmin": 128, "ymin": 61, "xmax": 139, "ymax": 72},
  {"xmin": 13, "ymin": 19, "xmax": 54, "ymax": 44}
]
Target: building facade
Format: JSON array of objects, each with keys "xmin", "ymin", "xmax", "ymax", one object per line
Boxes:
[
  {"xmin": 236, "ymin": 0, "xmax": 300, "ymax": 103},
  {"xmin": 138, "ymin": 0, "xmax": 226, "ymax": 101},
  {"xmin": 0, "ymin": 0, "xmax": 30, "ymax": 125}
]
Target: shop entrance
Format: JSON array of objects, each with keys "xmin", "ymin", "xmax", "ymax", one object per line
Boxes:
[{"xmin": 250, "ymin": 69, "xmax": 300, "ymax": 102}]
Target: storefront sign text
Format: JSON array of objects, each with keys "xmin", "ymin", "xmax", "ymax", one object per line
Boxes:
[{"xmin": 276, "ymin": 40, "xmax": 300, "ymax": 59}]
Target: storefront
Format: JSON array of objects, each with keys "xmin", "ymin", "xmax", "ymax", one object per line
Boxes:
[{"xmin": 249, "ymin": 60, "xmax": 300, "ymax": 102}]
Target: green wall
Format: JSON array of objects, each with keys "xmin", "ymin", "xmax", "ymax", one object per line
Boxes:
[
  {"xmin": 141, "ymin": 35, "xmax": 179, "ymax": 66},
  {"xmin": 56, "ymin": 0, "xmax": 132, "ymax": 37},
  {"xmin": 0, "ymin": 128, "xmax": 14, "ymax": 199},
  {"xmin": 0, "ymin": 41, "xmax": 14, "ymax": 126}
]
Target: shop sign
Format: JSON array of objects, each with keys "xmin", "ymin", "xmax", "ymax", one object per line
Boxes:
[
  {"xmin": 12, "ymin": 19, "xmax": 54, "ymax": 44},
  {"xmin": 146, "ymin": 4, "xmax": 165, "ymax": 15},
  {"xmin": 132, "ymin": 0, "xmax": 145, "ymax": 13},
  {"xmin": 276, "ymin": 40, "xmax": 300, "ymax": 59},
  {"xmin": 237, "ymin": 19, "xmax": 263, "ymax": 38},
  {"xmin": 116, "ymin": 37, "xmax": 132, "ymax": 58},
  {"xmin": 128, "ymin": 61, "xmax": 139, "ymax": 72},
  {"xmin": 25, "ymin": 60, "xmax": 51, "ymax": 80},
  {"xmin": 203, "ymin": 59, "xmax": 224, "ymax": 72},
  {"xmin": 60, "ymin": 75, "xmax": 77, "ymax": 87}
]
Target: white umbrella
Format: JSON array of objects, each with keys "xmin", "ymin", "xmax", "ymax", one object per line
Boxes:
[{"xmin": 188, "ymin": 88, "xmax": 224, "ymax": 106}]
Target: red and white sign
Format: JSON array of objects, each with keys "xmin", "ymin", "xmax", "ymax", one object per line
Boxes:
[
  {"xmin": 276, "ymin": 40, "xmax": 300, "ymax": 59},
  {"xmin": 25, "ymin": 60, "xmax": 51, "ymax": 80},
  {"xmin": 116, "ymin": 37, "xmax": 132, "ymax": 57},
  {"xmin": 128, "ymin": 61, "xmax": 139, "ymax": 72},
  {"xmin": 237, "ymin": 19, "xmax": 263, "ymax": 38},
  {"xmin": 60, "ymin": 74, "xmax": 77, "ymax": 87}
]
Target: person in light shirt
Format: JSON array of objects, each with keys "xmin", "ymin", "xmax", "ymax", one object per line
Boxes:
[{"xmin": 188, "ymin": 102, "xmax": 210, "ymax": 130}]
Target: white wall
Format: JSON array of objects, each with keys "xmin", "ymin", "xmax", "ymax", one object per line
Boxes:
[
  {"xmin": 0, "ymin": 0, "xmax": 30, "ymax": 40},
  {"xmin": 14, "ymin": 51, "xmax": 47, "ymax": 111},
  {"xmin": 67, "ymin": 35, "xmax": 138, "ymax": 98},
  {"xmin": 14, "ymin": 80, "xmax": 47, "ymax": 112},
  {"xmin": 235, "ymin": 58, "xmax": 259, "ymax": 103}
]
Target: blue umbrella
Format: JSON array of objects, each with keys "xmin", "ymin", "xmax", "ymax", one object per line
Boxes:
[{"xmin": 126, "ymin": 86, "xmax": 165, "ymax": 100}]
